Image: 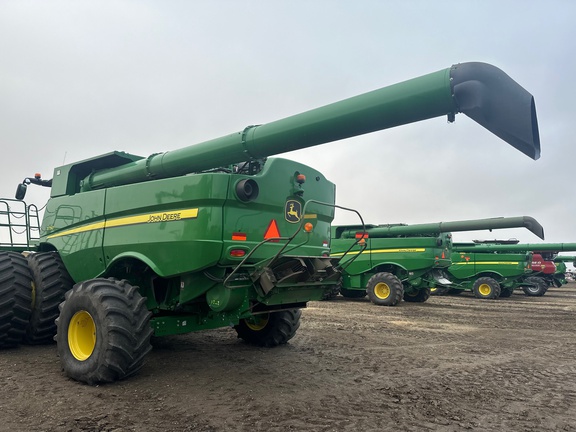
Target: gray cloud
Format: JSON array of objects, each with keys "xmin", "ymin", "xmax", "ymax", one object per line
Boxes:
[{"xmin": 1, "ymin": 1, "xmax": 574, "ymax": 254}]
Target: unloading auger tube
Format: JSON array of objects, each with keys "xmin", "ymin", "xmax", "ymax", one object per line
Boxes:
[
  {"xmin": 335, "ymin": 216, "xmax": 545, "ymax": 240},
  {"xmin": 78, "ymin": 62, "xmax": 540, "ymax": 192},
  {"xmin": 455, "ymin": 243, "xmax": 576, "ymax": 253}
]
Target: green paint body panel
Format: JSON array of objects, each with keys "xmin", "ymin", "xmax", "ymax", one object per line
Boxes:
[
  {"xmin": 440, "ymin": 250, "xmax": 532, "ymax": 291},
  {"xmin": 4, "ymin": 62, "xmax": 542, "ymax": 335},
  {"xmin": 331, "ymin": 216, "xmax": 543, "ymax": 296}
]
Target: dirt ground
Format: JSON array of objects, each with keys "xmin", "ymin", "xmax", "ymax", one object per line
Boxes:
[{"xmin": 2, "ymin": 284, "xmax": 576, "ymax": 432}]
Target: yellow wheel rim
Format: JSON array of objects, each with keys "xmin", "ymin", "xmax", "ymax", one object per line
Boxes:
[
  {"xmin": 430, "ymin": 287, "xmax": 437, "ymax": 293},
  {"xmin": 68, "ymin": 310, "xmax": 96, "ymax": 361},
  {"xmin": 478, "ymin": 283, "xmax": 492, "ymax": 296},
  {"xmin": 374, "ymin": 282, "xmax": 391, "ymax": 299},
  {"xmin": 245, "ymin": 314, "xmax": 269, "ymax": 331}
]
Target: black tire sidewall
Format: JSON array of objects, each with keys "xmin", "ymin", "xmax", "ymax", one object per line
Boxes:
[
  {"xmin": 57, "ymin": 289, "xmax": 109, "ymax": 382},
  {"xmin": 366, "ymin": 272, "xmax": 403, "ymax": 306}
]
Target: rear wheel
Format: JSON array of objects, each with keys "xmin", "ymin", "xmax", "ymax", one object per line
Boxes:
[
  {"xmin": 25, "ymin": 252, "xmax": 74, "ymax": 344},
  {"xmin": 55, "ymin": 278, "xmax": 153, "ymax": 384},
  {"xmin": 499, "ymin": 287, "xmax": 514, "ymax": 298},
  {"xmin": 235, "ymin": 309, "xmax": 301, "ymax": 347},
  {"xmin": 522, "ymin": 277, "xmax": 548, "ymax": 296},
  {"xmin": 403, "ymin": 287, "xmax": 431, "ymax": 303},
  {"xmin": 472, "ymin": 277, "xmax": 501, "ymax": 299},
  {"xmin": 366, "ymin": 272, "xmax": 403, "ymax": 306},
  {"xmin": 0, "ymin": 252, "xmax": 33, "ymax": 348}
]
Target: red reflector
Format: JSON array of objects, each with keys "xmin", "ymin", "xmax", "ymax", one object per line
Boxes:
[
  {"xmin": 355, "ymin": 232, "xmax": 368, "ymax": 239},
  {"xmin": 232, "ymin": 232, "xmax": 247, "ymax": 241},
  {"xmin": 230, "ymin": 249, "xmax": 246, "ymax": 257},
  {"xmin": 264, "ymin": 220, "xmax": 281, "ymax": 242}
]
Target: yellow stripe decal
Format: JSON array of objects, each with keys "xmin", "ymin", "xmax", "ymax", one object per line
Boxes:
[
  {"xmin": 372, "ymin": 248, "xmax": 426, "ymax": 254},
  {"xmin": 331, "ymin": 248, "xmax": 426, "ymax": 257},
  {"xmin": 455, "ymin": 261, "xmax": 520, "ymax": 265},
  {"xmin": 47, "ymin": 208, "xmax": 199, "ymax": 239}
]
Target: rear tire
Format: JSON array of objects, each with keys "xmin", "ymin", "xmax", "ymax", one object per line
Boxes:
[
  {"xmin": 235, "ymin": 309, "xmax": 301, "ymax": 347},
  {"xmin": 403, "ymin": 287, "xmax": 431, "ymax": 303},
  {"xmin": 25, "ymin": 252, "xmax": 74, "ymax": 344},
  {"xmin": 0, "ymin": 252, "xmax": 33, "ymax": 348},
  {"xmin": 499, "ymin": 287, "xmax": 514, "ymax": 298},
  {"xmin": 472, "ymin": 277, "xmax": 501, "ymax": 299},
  {"xmin": 522, "ymin": 277, "xmax": 548, "ymax": 297},
  {"xmin": 55, "ymin": 278, "xmax": 153, "ymax": 384},
  {"xmin": 366, "ymin": 272, "xmax": 403, "ymax": 306}
]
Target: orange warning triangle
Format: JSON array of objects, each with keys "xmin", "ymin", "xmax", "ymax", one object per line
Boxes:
[{"xmin": 264, "ymin": 219, "xmax": 281, "ymax": 241}]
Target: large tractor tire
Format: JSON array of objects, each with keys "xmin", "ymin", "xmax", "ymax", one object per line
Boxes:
[
  {"xmin": 235, "ymin": 309, "xmax": 301, "ymax": 347},
  {"xmin": 0, "ymin": 252, "xmax": 33, "ymax": 348},
  {"xmin": 472, "ymin": 277, "xmax": 501, "ymax": 299},
  {"xmin": 55, "ymin": 278, "xmax": 153, "ymax": 385},
  {"xmin": 25, "ymin": 252, "xmax": 74, "ymax": 344},
  {"xmin": 499, "ymin": 287, "xmax": 514, "ymax": 298},
  {"xmin": 366, "ymin": 272, "xmax": 404, "ymax": 306},
  {"xmin": 522, "ymin": 277, "xmax": 548, "ymax": 297},
  {"xmin": 340, "ymin": 287, "xmax": 367, "ymax": 299},
  {"xmin": 403, "ymin": 286, "xmax": 431, "ymax": 303}
]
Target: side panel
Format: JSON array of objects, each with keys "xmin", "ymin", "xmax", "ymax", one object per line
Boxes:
[
  {"xmin": 102, "ymin": 174, "xmax": 229, "ymax": 277},
  {"xmin": 331, "ymin": 235, "xmax": 450, "ymax": 280},
  {"xmin": 220, "ymin": 158, "xmax": 335, "ymax": 264},
  {"xmin": 449, "ymin": 252, "xmax": 529, "ymax": 280}
]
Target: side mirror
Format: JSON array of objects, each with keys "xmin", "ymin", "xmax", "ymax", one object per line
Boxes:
[{"xmin": 15, "ymin": 183, "xmax": 27, "ymax": 200}]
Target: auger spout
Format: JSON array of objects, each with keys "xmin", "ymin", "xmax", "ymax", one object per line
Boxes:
[
  {"xmin": 335, "ymin": 216, "xmax": 544, "ymax": 240},
  {"xmin": 76, "ymin": 62, "xmax": 539, "ymax": 194}
]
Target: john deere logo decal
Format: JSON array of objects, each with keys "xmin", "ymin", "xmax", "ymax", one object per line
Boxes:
[{"xmin": 285, "ymin": 200, "xmax": 301, "ymax": 223}]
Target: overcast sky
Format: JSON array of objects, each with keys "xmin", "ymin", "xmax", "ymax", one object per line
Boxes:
[{"xmin": 1, "ymin": 1, "xmax": 575, "ymax": 258}]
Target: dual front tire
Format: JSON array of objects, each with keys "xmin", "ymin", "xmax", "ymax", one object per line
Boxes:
[{"xmin": 0, "ymin": 252, "xmax": 33, "ymax": 348}]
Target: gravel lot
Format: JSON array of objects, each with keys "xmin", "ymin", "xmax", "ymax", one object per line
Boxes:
[{"xmin": 2, "ymin": 284, "xmax": 575, "ymax": 432}]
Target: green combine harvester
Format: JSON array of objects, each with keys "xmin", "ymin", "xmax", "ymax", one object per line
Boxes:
[
  {"xmin": 0, "ymin": 62, "xmax": 540, "ymax": 384},
  {"xmin": 436, "ymin": 242, "xmax": 576, "ymax": 298},
  {"xmin": 330, "ymin": 216, "xmax": 544, "ymax": 305}
]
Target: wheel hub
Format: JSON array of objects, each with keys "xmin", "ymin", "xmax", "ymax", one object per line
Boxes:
[
  {"xmin": 374, "ymin": 282, "xmax": 391, "ymax": 299},
  {"xmin": 68, "ymin": 310, "xmax": 96, "ymax": 361},
  {"xmin": 478, "ymin": 284, "xmax": 492, "ymax": 296},
  {"xmin": 245, "ymin": 314, "xmax": 270, "ymax": 331}
]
